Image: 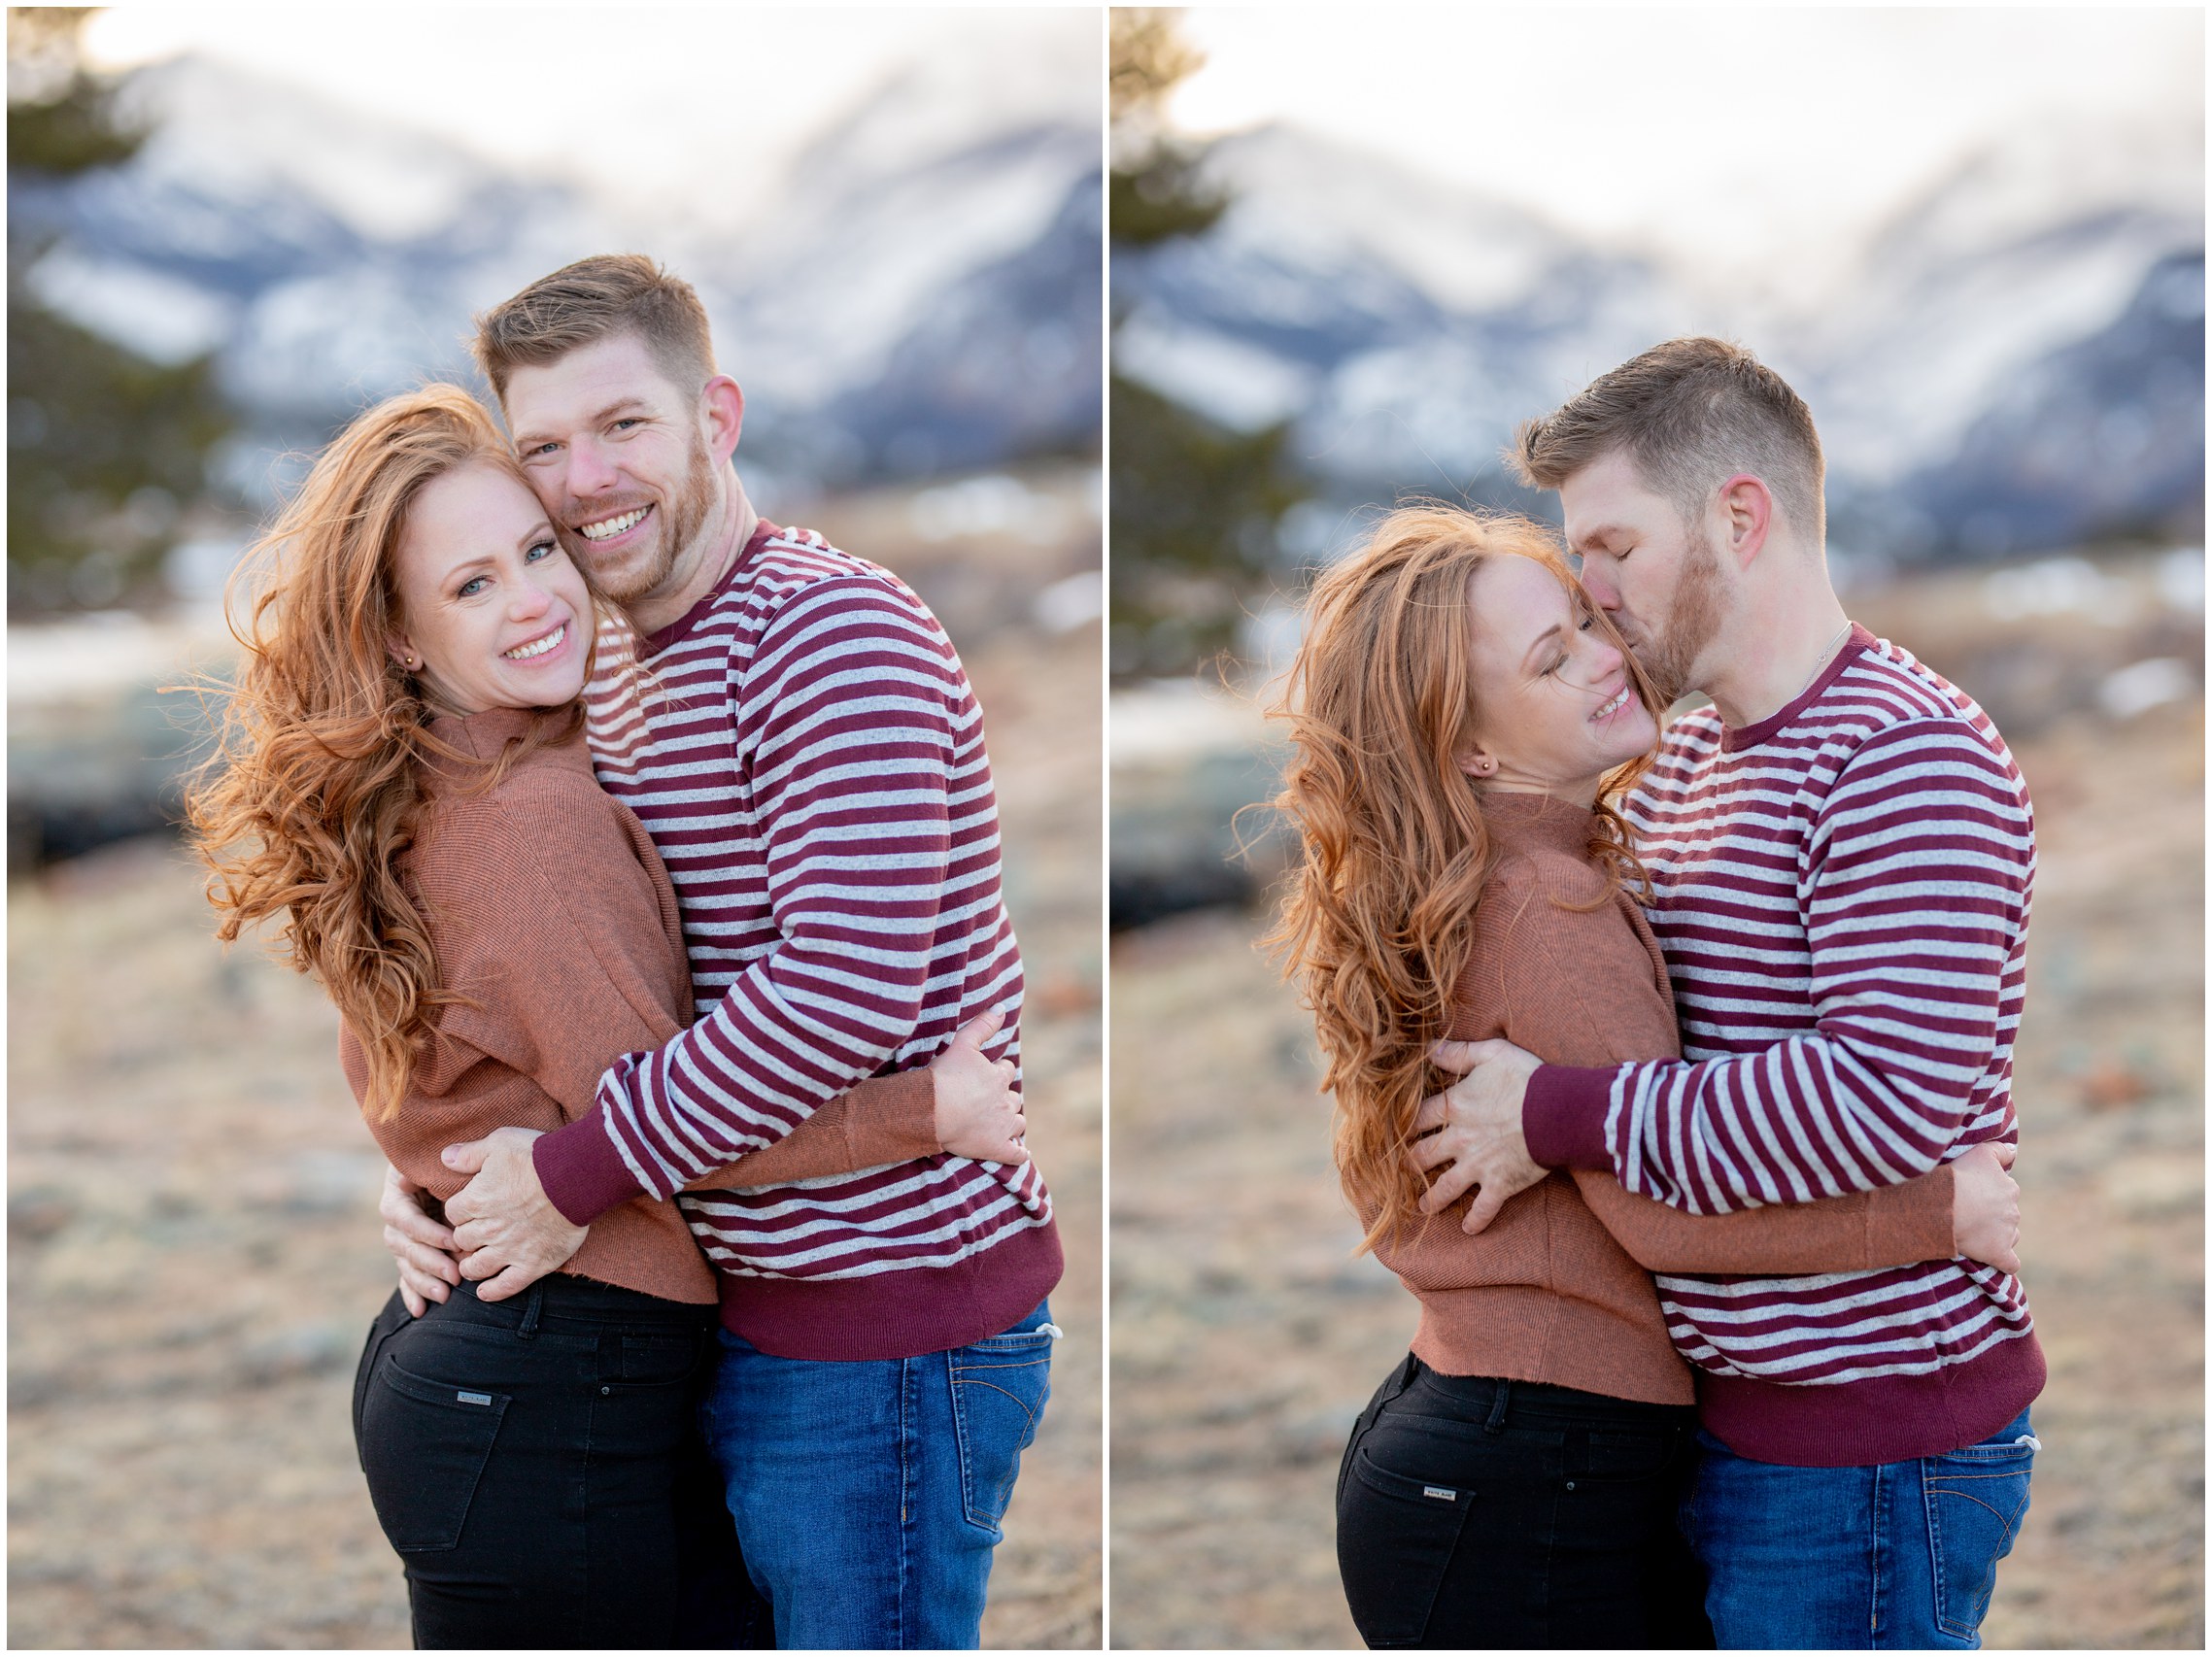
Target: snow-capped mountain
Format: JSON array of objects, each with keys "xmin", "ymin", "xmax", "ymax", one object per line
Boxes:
[
  {"xmin": 12, "ymin": 51, "xmax": 1102, "ymax": 500},
  {"xmin": 1112, "ymin": 118, "xmax": 2203, "ymax": 562}
]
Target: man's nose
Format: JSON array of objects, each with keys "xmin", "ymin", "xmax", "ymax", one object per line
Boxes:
[
  {"xmin": 564, "ymin": 439, "xmax": 620, "ymax": 502},
  {"xmin": 1580, "ymin": 563, "xmax": 1621, "ymax": 610}
]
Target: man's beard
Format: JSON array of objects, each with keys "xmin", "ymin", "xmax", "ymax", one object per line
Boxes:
[
  {"xmin": 1635, "ymin": 525, "xmax": 1727, "ymax": 706},
  {"xmin": 569, "ymin": 432, "xmax": 719, "ymax": 606}
]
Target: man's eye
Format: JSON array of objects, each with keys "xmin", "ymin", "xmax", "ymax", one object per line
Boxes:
[{"xmin": 526, "ymin": 443, "xmax": 559, "ymax": 459}]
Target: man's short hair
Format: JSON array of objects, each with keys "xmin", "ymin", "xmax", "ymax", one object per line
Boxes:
[
  {"xmin": 472, "ymin": 254, "xmax": 716, "ymax": 404},
  {"xmin": 1510, "ymin": 337, "xmax": 1825, "ymax": 543}
]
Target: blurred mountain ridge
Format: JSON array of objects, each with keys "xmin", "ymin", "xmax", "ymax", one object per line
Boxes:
[
  {"xmin": 13, "ymin": 50, "xmax": 1102, "ymax": 501},
  {"xmin": 1112, "ymin": 117, "xmax": 2203, "ymax": 562}
]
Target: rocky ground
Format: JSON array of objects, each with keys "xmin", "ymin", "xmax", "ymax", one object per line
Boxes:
[
  {"xmin": 7, "ymin": 480, "xmax": 1104, "ymax": 1649},
  {"xmin": 1109, "ymin": 556, "xmax": 2204, "ymax": 1649}
]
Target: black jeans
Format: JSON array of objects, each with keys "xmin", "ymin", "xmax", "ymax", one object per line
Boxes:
[
  {"xmin": 352, "ymin": 1276, "xmax": 769, "ymax": 1650},
  {"xmin": 1336, "ymin": 1355, "xmax": 1714, "ymax": 1650}
]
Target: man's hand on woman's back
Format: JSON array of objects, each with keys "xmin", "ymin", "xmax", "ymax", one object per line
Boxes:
[
  {"xmin": 442, "ymin": 1127, "xmax": 589, "ymax": 1302},
  {"xmin": 380, "ymin": 1164, "xmax": 460, "ymax": 1317}
]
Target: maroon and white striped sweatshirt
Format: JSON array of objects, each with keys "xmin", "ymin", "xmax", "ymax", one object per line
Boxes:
[
  {"xmin": 1524, "ymin": 626, "xmax": 2044, "ymax": 1466},
  {"xmin": 532, "ymin": 519, "xmax": 1061, "ymax": 1362}
]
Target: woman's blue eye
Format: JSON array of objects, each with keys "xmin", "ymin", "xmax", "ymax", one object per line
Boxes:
[
  {"xmin": 458, "ymin": 576, "xmax": 488, "ymax": 598},
  {"xmin": 525, "ymin": 539, "xmax": 557, "ymax": 562}
]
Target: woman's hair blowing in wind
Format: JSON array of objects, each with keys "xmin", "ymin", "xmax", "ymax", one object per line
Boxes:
[
  {"xmin": 1264, "ymin": 504, "xmax": 1654, "ymax": 1253},
  {"xmin": 184, "ymin": 385, "xmax": 583, "ymax": 1121}
]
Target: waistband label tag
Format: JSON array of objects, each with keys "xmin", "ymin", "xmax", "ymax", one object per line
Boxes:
[
  {"xmin": 456, "ymin": 1391, "xmax": 493, "ymax": 1406},
  {"xmin": 1422, "ymin": 1485, "xmax": 1457, "ymax": 1502}
]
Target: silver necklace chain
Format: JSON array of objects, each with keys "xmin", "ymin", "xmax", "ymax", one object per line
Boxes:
[{"xmin": 1788, "ymin": 620, "xmax": 1855, "ymax": 705}]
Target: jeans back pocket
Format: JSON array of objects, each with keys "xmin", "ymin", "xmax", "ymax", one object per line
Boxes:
[
  {"xmin": 357, "ymin": 1354, "xmax": 512, "ymax": 1553},
  {"xmin": 947, "ymin": 1318, "xmax": 1055, "ymax": 1538},
  {"xmin": 1336, "ymin": 1445, "xmax": 1476, "ymax": 1647},
  {"xmin": 1923, "ymin": 1427, "xmax": 2035, "ymax": 1641}
]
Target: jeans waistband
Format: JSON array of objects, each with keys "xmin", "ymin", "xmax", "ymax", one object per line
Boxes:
[
  {"xmin": 431, "ymin": 1274, "xmax": 720, "ymax": 1335},
  {"xmin": 1401, "ymin": 1357, "xmax": 1699, "ymax": 1431}
]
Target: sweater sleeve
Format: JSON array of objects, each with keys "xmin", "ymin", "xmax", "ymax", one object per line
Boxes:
[
  {"xmin": 532, "ymin": 573, "xmax": 983, "ymax": 1221},
  {"xmin": 1525, "ymin": 719, "xmax": 2034, "ymax": 1214},
  {"xmin": 407, "ymin": 769, "xmax": 938, "ymax": 1219},
  {"xmin": 1571, "ymin": 1166, "xmax": 1957, "ymax": 1274}
]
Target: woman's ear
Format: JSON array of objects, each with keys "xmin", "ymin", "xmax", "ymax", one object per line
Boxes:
[
  {"xmin": 387, "ymin": 630, "xmax": 423, "ymax": 673},
  {"xmin": 1456, "ymin": 745, "xmax": 1498, "ymax": 780}
]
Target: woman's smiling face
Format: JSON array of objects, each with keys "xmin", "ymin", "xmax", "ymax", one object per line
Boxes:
[
  {"xmin": 1459, "ymin": 553, "xmax": 1658, "ymax": 804},
  {"xmin": 387, "ymin": 461, "xmax": 594, "ymax": 717}
]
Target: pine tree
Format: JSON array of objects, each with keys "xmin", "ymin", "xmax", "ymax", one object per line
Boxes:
[
  {"xmin": 1108, "ymin": 9, "xmax": 1307, "ymax": 680},
  {"xmin": 8, "ymin": 8, "xmax": 233, "ymax": 614}
]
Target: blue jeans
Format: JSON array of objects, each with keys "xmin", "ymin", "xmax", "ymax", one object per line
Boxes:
[
  {"xmin": 700, "ymin": 1301, "xmax": 1056, "ymax": 1650},
  {"xmin": 1682, "ymin": 1408, "xmax": 2037, "ymax": 1649}
]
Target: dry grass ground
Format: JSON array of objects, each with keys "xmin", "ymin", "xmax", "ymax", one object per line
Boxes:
[
  {"xmin": 1109, "ymin": 561, "xmax": 2203, "ymax": 1649},
  {"xmin": 8, "ymin": 585, "xmax": 1103, "ymax": 1647}
]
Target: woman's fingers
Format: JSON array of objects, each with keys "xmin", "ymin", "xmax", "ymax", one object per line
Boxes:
[{"xmin": 950, "ymin": 1010, "xmax": 1005, "ymax": 1053}]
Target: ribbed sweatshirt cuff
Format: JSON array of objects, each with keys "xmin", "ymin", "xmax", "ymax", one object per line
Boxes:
[
  {"xmin": 1524, "ymin": 1064, "xmax": 1618, "ymax": 1169},
  {"xmin": 534, "ymin": 1108, "xmax": 650, "ymax": 1225}
]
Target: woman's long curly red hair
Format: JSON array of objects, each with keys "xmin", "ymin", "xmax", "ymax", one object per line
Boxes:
[
  {"xmin": 1264, "ymin": 504, "xmax": 1658, "ymax": 1253},
  {"xmin": 184, "ymin": 385, "xmax": 585, "ymax": 1121}
]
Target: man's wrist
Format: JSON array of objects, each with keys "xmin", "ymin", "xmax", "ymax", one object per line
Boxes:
[
  {"xmin": 532, "ymin": 1111, "xmax": 649, "ymax": 1225},
  {"xmin": 1522, "ymin": 1065, "xmax": 1619, "ymax": 1170}
]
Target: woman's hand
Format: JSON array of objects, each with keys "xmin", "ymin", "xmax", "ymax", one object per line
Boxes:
[
  {"xmin": 379, "ymin": 1163, "xmax": 460, "ymax": 1317},
  {"xmin": 930, "ymin": 1011, "xmax": 1029, "ymax": 1165},
  {"xmin": 1951, "ymin": 1140, "xmax": 2022, "ymax": 1273}
]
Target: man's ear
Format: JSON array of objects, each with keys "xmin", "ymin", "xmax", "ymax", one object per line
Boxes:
[
  {"xmin": 1717, "ymin": 473, "xmax": 1773, "ymax": 569},
  {"xmin": 700, "ymin": 374, "xmax": 745, "ymax": 463}
]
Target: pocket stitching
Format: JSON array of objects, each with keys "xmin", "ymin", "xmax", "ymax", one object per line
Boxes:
[
  {"xmin": 1924, "ymin": 1458, "xmax": 2032, "ymax": 1640},
  {"xmin": 1342, "ymin": 1446, "xmax": 1476, "ymax": 1646},
  {"xmin": 364, "ymin": 1356, "xmax": 511, "ymax": 1553},
  {"xmin": 948, "ymin": 1341, "xmax": 1052, "ymax": 1537}
]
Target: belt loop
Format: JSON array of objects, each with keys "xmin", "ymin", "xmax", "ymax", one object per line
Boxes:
[
  {"xmin": 517, "ymin": 1282, "xmax": 544, "ymax": 1340},
  {"xmin": 1384, "ymin": 1350, "xmax": 1420, "ymax": 1405},
  {"xmin": 1484, "ymin": 1377, "xmax": 1513, "ymax": 1436}
]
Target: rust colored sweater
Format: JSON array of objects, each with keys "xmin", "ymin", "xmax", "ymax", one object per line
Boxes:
[
  {"xmin": 338, "ymin": 707, "xmax": 940, "ymax": 1305},
  {"xmin": 1376, "ymin": 792, "xmax": 1958, "ymax": 1406}
]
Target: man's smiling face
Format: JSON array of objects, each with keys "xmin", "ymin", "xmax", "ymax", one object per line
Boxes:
[{"xmin": 503, "ymin": 330, "xmax": 723, "ymax": 609}]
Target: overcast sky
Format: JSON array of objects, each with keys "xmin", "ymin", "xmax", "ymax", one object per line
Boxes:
[
  {"xmin": 85, "ymin": 7, "xmax": 1100, "ymax": 221},
  {"xmin": 1170, "ymin": 8, "xmax": 2202, "ymax": 288}
]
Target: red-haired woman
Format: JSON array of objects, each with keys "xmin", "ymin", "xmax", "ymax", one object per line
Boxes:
[
  {"xmin": 1268, "ymin": 505, "xmax": 2018, "ymax": 1648},
  {"xmin": 186, "ymin": 387, "xmax": 1027, "ymax": 1648}
]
